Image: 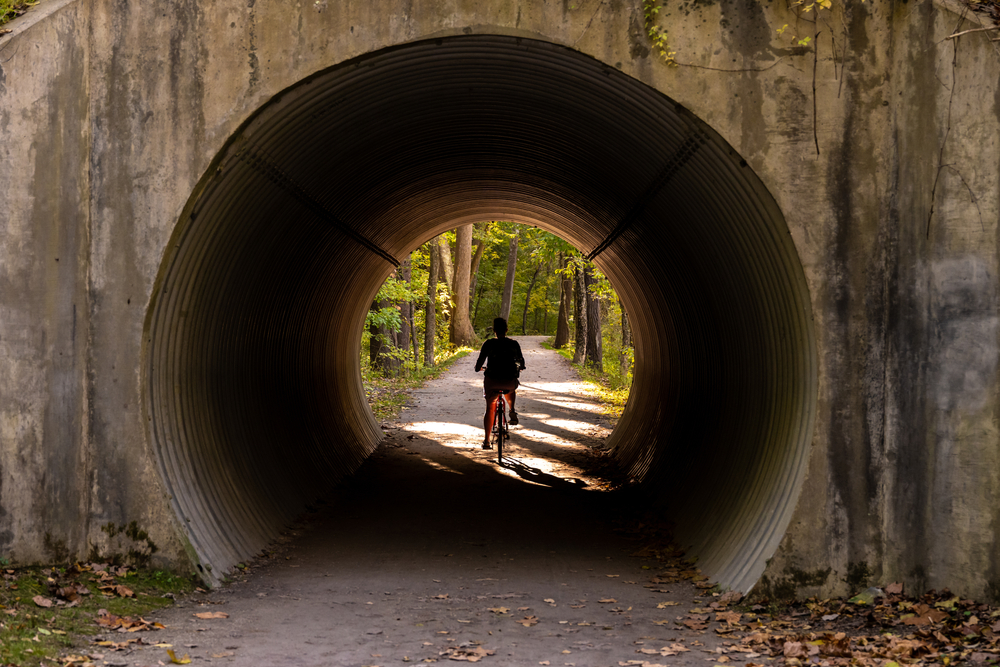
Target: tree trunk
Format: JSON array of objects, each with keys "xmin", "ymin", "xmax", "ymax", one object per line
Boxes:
[
  {"xmin": 398, "ymin": 256, "xmax": 412, "ymax": 358},
  {"xmin": 584, "ymin": 265, "xmax": 603, "ymax": 371},
  {"xmin": 437, "ymin": 235, "xmax": 454, "ymax": 298},
  {"xmin": 554, "ymin": 253, "xmax": 572, "ymax": 348},
  {"xmin": 521, "ymin": 263, "xmax": 541, "ymax": 335},
  {"xmin": 450, "ymin": 224, "xmax": 476, "ymax": 346},
  {"xmin": 437, "ymin": 234, "xmax": 454, "ymax": 333},
  {"xmin": 619, "ymin": 299, "xmax": 632, "ymax": 384},
  {"xmin": 410, "ymin": 307, "xmax": 419, "ymax": 366},
  {"xmin": 499, "ymin": 230, "xmax": 519, "ymax": 321},
  {"xmin": 424, "ymin": 241, "xmax": 439, "ymax": 366},
  {"xmin": 572, "ymin": 263, "xmax": 587, "ymax": 364},
  {"xmin": 473, "ymin": 284, "xmax": 484, "ymax": 326},
  {"xmin": 469, "ymin": 223, "xmax": 488, "ymax": 312}
]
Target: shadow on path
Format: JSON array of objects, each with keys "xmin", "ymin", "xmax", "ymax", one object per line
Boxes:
[{"xmin": 138, "ymin": 338, "xmax": 720, "ymax": 667}]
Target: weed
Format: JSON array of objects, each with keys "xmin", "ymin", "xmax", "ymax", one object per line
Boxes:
[
  {"xmin": 0, "ymin": 0, "xmax": 36, "ymax": 28},
  {"xmin": 364, "ymin": 347, "xmax": 472, "ymax": 422},
  {"xmin": 0, "ymin": 563, "xmax": 196, "ymax": 666}
]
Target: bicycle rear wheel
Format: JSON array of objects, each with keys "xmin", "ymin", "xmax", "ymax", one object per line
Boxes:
[{"xmin": 495, "ymin": 395, "xmax": 506, "ymax": 461}]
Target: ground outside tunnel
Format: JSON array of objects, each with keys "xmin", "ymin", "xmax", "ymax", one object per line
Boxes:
[{"xmin": 125, "ymin": 338, "xmax": 734, "ymax": 666}]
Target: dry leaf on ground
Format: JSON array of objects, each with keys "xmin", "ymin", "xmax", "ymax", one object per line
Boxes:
[{"xmin": 166, "ymin": 649, "xmax": 191, "ymax": 665}]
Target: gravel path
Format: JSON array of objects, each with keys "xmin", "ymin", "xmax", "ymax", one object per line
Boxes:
[{"xmin": 117, "ymin": 337, "xmax": 730, "ymax": 667}]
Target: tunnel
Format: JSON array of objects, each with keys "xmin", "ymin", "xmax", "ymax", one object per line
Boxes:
[{"xmin": 144, "ymin": 35, "xmax": 817, "ymax": 593}]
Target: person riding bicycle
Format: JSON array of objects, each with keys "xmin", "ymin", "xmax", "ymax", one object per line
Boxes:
[{"xmin": 474, "ymin": 317, "xmax": 526, "ymax": 449}]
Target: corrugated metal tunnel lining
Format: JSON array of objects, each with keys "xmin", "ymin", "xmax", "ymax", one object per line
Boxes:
[{"xmin": 145, "ymin": 35, "xmax": 817, "ymax": 591}]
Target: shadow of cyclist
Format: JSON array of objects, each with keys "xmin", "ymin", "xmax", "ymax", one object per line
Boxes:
[{"xmin": 498, "ymin": 455, "xmax": 589, "ymax": 490}]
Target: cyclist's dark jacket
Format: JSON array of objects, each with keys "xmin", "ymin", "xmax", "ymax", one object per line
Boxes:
[{"xmin": 474, "ymin": 337, "xmax": 525, "ymax": 381}]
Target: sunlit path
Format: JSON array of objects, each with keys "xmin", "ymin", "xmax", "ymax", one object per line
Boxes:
[{"xmin": 400, "ymin": 336, "xmax": 613, "ymax": 484}]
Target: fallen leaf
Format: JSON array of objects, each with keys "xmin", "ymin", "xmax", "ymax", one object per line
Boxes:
[
  {"xmin": 659, "ymin": 643, "xmax": 690, "ymax": 656},
  {"xmin": 598, "ymin": 598, "xmax": 617, "ymax": 604},
  {"xmin": 783, "ymin": 641, "xmax": 805, "ymax": 658},
  {"xmin": 885, "ymin": 582, "xmax": 904, "ymax": 595},
  {"xmin": 516, "ymin": 615, "xmax": 539, "ymax": 627},
  {"xmin": 211, "ymin": 652, "xmax": 235, "ymax": 658},
  {"xmin": 657, "ymin": 601, "xmax": 680, "ymax": 608},
  {"xmin": 716, "ymin": 611, "xmax": 741, "ymax": 625},
  {"xmin": 193, "ymin": 611, "xmax": 229, "ymax": 619},
  {"xmin": 488, "ymin": 607, "xmax": 509, "ymax": 614},
  {"xmin": 718, "ymin": 591, "xmax": 743, "ymax": 605},
  {"xmin": 33, "ymin": 595, "xmax": 53, "ymax": 608},
  {"xmin": 166, "ymin": 649, "xmax": 192, "ymax": 665}
]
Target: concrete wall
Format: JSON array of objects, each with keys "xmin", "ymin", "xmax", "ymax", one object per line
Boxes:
[{"xmin": 1, "ymin": 0, "xmax": 998, "ymax": 597}]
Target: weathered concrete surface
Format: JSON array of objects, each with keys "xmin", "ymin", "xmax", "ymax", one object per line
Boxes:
[{"xmin": 0, "ymin": 0, "xmax": 998, "ymax": 600}]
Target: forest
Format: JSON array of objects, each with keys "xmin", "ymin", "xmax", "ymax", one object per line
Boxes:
[{"xmin": 362, "ymin": 222, "xmax": 634, "ymax": 414}]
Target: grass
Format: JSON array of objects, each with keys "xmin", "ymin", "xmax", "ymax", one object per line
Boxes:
[
  {"xmin": 0, "ymin": 563, "xmax": 197, "ymax": 666},
  {"xmin": 364, "ymin": 346, "xmax": 473, "ymax": 422},
  {"xmin": 543, "ymin": 339, "xmax": 631, "ymax": 425},
  {"xmin": 0, "ymin": 0, "xmax": 35, "ymax": 28}
]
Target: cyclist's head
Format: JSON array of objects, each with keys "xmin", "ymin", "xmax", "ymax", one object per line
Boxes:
[{"xmin": 493, "ymin": 317, "xmax": 508, "ymax": 336}]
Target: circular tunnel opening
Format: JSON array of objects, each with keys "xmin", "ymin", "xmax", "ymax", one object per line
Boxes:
[{"xmin": 145, "ymin": 35, "xmax": 816, "ymax": 591}]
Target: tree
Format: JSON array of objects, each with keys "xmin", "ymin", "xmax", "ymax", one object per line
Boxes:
[
  {"xmin": 573, "ymin": 262, "xmax": 587, "ymax": 365},
  {"xmin": 619, "ymin": 299, "xmax": 632, "ymax": 384},
  {"xmin": 424, "ymin": 239, "xmax": 439, "ymax": 366},
  {"xmin": 469, "ymin": 222, "xmax": 489, "ymax": 312},
  {"xmin": 584, "ymin": 264, "xmax": 603, "ymax": 370},
  {"xmin": 553, "ymin": 253, "xmax": 572, "ymax": 348},
  {"xmin": 521, "ymin": 262, "xmax": 541, "ymax": 335},
  {"xmin": 499, "ymin": 230, "xmax": 519, "ymax": 321},
  {"xmin": 450, "ymin": 224, "xmax": 476, "ymax": 346},
  {"xmin": 398, "ymin": 256, "xmax": 412, "ymax": 356}
]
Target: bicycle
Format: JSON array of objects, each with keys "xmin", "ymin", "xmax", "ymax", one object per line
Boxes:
[{"xmin": 492, "ymin": 390, "xmax": 510, "ymax": 462}]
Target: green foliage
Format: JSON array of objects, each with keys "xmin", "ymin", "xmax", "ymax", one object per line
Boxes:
[
  {"xmin": 0, "ymin": 0, "xmax": 35, "ymax": 27},
  {"xmin": 643, "ymin": 0, "xmax": 677, "ymax": 66},
  {"xmin": 366, "ymin": 275, "xmax": 423, "ymax": 333}
]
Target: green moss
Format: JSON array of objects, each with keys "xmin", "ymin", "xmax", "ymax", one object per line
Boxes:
[
  {"xmin": 93, "ymin": 521, "xmax": 159, "ymax": 568},
  {"xmin": 986, "ymin": 579, "xmax": 1000, "ymax": 604},
  {"xmin": 845, "ymin": 561, "xmax": 872, "ymax": 592},
  {"xmin": 751, "ymin": 567, "xmax": 832, "ymax": 602}
]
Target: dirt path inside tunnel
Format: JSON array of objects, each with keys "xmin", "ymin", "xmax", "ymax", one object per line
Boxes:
[{"xmin": 125, "ymin": 338, "xmax": 739, "ymax": 667}]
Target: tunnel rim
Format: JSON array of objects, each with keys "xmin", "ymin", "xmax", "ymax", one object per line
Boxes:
[{"xmin": 141, "ymin": 33, "xmax": 819, "ymax": 591}]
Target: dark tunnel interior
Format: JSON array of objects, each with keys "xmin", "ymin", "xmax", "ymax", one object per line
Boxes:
[{"xmin": 145, "ymin": 35, "xmax": 817, "ymax": 592}]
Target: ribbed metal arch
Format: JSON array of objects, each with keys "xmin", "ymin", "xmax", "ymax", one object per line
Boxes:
[{"xmin": 145, "ymin": 35, "xmax": 816, "ymax": 592}]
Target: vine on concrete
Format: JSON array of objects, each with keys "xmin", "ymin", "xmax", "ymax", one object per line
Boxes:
[{"xmin": 643, "ymin": 0, "xmax": 677, "ymax": 66}]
